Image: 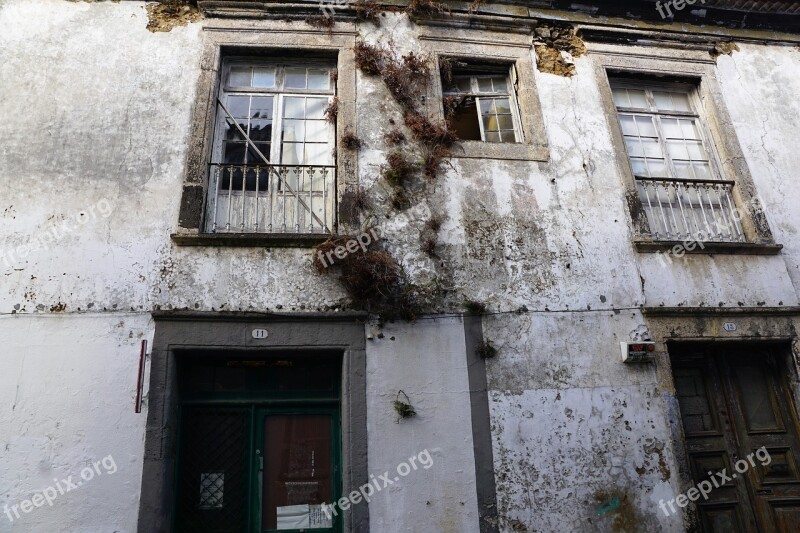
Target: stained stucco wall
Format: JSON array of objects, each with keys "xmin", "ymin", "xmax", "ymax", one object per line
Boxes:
[{"xmin": 1, "ymin": 1, "xmax": 800, "ymax": 532}]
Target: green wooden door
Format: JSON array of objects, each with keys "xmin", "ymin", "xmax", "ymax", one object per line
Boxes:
[{"xmin": 173, "ymin": 354, "xmax": 343, "ymax": 533}]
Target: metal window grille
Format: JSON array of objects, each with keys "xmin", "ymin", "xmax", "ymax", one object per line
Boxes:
[
  {"xmin": 612, "ymin": 82, "xmax": 745, "ymax": 242},
  {"xmin": 175, "ymin": 408, "xmax": 249, "ymax": 533}
]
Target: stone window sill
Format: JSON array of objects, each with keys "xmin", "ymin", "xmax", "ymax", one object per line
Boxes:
[
  {"xmin": 450, "ymin": 140, "xmax": 548, "ymax": 162},
  {"xmin": 171, "ymin": 233, "xmax": 330, "ymax": 248},
  {"xmin": 633, "ymin": 240, "xmax": 783, "ymax": 255}
]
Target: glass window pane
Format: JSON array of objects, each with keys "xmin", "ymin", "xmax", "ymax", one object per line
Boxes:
[
  {"xmin": 477, "ymin": 77, "xmax": 493, "ymax": 93},
  {"xmin": 282, "ymin": 143, "xmax": 302, "ymax": 165},
  {"xmin": 681, "ymin": 119, "xmax": 701, "ymax": 140},
  {"xmin": 307, "ymin": 69, "xmax": 330, "ymax": 90},
  {"xmin": 627, "ymin": 89, "xmax": 648, "ymax": 109},
  {"xmin": 673, "ymin": 92, "xmax": 692, "ymax": 112},
  {"xmin": 625, "ymin": 138, "xmax": 643, "ymax": 157},
  {"xmin": 674, "ymin": 161, "xmax": 693, "ymax": 179},
  {"xmin": 619, "ymin": 115, "xmax": 637, "ymax": 136},
  {"xmin": 305, "ymin": 143, "xmax": 329, "ymax": 165},
  {"xmin": 227, "ymin": 96, "xmax": 251, "ymax": 119},
  {"xmin": 246, "ymin": 143, "xmax": 270, "ymax": 165},
  {"xmin": 306, "ymin": 98, "xmax": 327, "ymax": 120},
  {"xmin": 263, "ymin": 415, "xmax": 333, "ymax": 530},
  {"xmin": 485, "ymin": 131, "xmax": 501, "ymax": 143},
  {"xmin": 642, "ymin": 139, "xmax": 663, "ymax": 158},
  {"xmin": 284, "ymin": 97, "xmax": 305, "ymax": 119},
  {"xmin": 478, "ymin": 99, "xmax": 494, "ymax": 115},
  {"xmin": 482, "ymin": 113, "xmax": 500, "ymax": 132},
  {"xmin": 693, "ymin": 162, "xmax": 712, "ymax": 180},
  {"xmin": 223, "ymin": 142, "xmax": 247, "ymax": 164},
  {"xmin": 661, "ymin": 118, "xmax": 682, "ymax": 139},
  {"xmin": 646, "ymin": 159, "xmax": 667, "ymax": 178},
  {"xmin": 686, "ymin": 140, "xmax": 706, "ymax": 160},
  {"xmin": 500, "ymin": 130, "xmax": 517, "ymax": 142},
  {"xmin": 250, "ymin": 96, "xmax": 273, "ymax": 120},
  {"xmin": 630, "ymin": 158, "xmax": 648, "ymax": 177},
  {"xmin": 493, "ymin": 98, "xmax": 511, "ymax": 114},
  {"xmin": 667, "ymin": 140, "xmax": 690, "ymax": 160},
  {"xmin": 282, "ymin": 119, "xmax": 306, "ymax": 142},
  {"xmin": 654, "ymin": 90, "xmax": 691, "ymax": 112},
  {"xmin": 229, "ymin": 66, "xmax": 251, "ymax": 87},
  {"xmin": 652, "ymin": 91, "xmax": 672, "ymax": 111},
  {"xmin": 491, "ymin": 76, "xmax": 507, "ymax": 92},
  {"xmin": 497, "ymin": 114, "xmax": 514, "ymax": 130},
  {"xmin": 225, "ymin": 124, "xmax": 247, "ymax": 141},
  {"xmin": 305, "ymin": 120, "xmax": 328, "ymax": 143},
  {"xmin": 285, "ymin": 67, "xmax": 307, "ymax": 89},
  {"xmin": 249, "ymin": 119, "xmax": 273, "ymax": 142},
  {"xmin": 252, "ymin": 67, "xmax": 276, "ymax": 88},
  {"xmin": 634, "ymin": 116, "xmax": 657, "ymax": 137},
  {"xmin": 612, "ymin": 88, "xmax": 630, "ymax": 108}
]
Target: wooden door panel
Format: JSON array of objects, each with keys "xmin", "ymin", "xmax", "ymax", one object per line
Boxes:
[
  {"xmin": 725, "ymin": 353, "xmax": 786, "ymax": 434},
  {"xmin": 759, "ymin": 447, "xmax": 800, "ymax": 485},
  {"xmin": 698, "ymin": 502, "xmax": 753, "ymax": 532},
  {"xmin": 770, "ymin": 500, "xmax": 800, "ymax": 531},
  {"xmin": 671, "ymin": 343, "xmax": 800, "ymax": 533}
]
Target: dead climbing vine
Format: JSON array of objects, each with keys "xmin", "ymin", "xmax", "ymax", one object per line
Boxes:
[{"xmin": 313, "ymin": 233, "xmax": 423, "ymax": 320}]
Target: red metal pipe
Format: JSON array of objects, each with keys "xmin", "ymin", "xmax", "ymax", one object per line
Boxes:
[{"xmin": 135, "ymin": 339, "xmax": 147, "ymax": 413}]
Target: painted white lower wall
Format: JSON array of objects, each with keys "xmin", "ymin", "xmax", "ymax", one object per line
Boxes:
[
  {"xmin": 0, "ymin": 314, "xmax": 152, "ymax": 533},
  {"xmin": 365, "ymin": 317, "xmax": 480, "ymax": 533}
]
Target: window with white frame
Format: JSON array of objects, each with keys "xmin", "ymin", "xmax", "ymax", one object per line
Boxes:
[
  {"xmin": 207, "ymin": 61, "xmax": 336, "ymax": 234},
  {"xmin": 442, "ymin": 65, "xmax": 522, "ymax": 143},
  {"xmin": 611, "ymin": 79, "xmax": 745, "ymax": 242}
]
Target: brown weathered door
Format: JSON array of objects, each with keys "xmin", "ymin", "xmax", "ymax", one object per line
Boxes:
[{"xmin": 671, "ymin": 343, "xmax": 800, "ymax": 532}]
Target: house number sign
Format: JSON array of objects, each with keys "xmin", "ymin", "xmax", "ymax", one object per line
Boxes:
[
  {"xmin": 252, "ymin": 328, "xmax": 269, "ymax": 339},
  {"xmin": 723, "ymin": 322, "xmax": 737, "ymax": 332}
]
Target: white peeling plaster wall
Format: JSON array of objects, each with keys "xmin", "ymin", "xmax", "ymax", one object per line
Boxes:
[
  {"xmin": 0, "ymin": 1, "xmax": 187, "ymax": 531},
  {"xmin": 365, "ymin": 317, "xmax": 479, "ymax": 533},
  {"xmin": 716, "ymin": 44, "xmax": 800, "ymax": 299},
  {"xmin": 485, "ymin": 311, "xmax": 684, "ymax": 532},
  {"xmin": 482, "ymin": 43, "xmax": 800, "ymax": 530},
  {"xmin": 0, "ymin": 0, "xmax": 203, "ymax": 314},
  {"xmin": 0, "ymin": 313, "xmax": 152, "ymax": 533}
]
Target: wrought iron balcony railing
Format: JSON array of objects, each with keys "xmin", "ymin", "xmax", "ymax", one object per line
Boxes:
[
  {"xmin": 208, "ymin": 163, "xmax": 335, "ymax": 234},
  {"xmin": 636, "ymin": 177, "xmax": 745, "ymax": 243}
]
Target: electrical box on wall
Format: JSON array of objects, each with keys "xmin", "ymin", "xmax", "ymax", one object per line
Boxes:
[{"xmin": 621, "ymin": 341, "xmax": 656, "ymax": 363}]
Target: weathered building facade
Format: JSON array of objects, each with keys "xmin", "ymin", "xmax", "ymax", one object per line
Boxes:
[{"xmin": 2, "ymin": 0, "xmax": 800, "ymax": 531}]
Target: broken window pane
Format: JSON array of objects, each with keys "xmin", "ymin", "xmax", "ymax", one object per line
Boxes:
[{"xmin": 448, "ymin": 97, "xmax": 482, "ymax": 141}]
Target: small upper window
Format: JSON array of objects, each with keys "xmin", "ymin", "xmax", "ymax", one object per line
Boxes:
[
  {"xmin": 442, "ymin": 65, "xmax": 522, "ymax": 144},
  {"xmin": 207, "ymin": 61, "xmax": 336, "ymax": 234}
]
